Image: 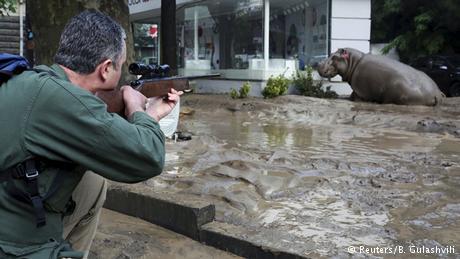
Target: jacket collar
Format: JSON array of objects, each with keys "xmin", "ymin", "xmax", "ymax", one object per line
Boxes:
[{"xmin": 50, "ymin": 64, "xmax": 70, "ymax": 82}]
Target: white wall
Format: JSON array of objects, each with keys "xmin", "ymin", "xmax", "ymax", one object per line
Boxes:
[
  {"xmin": 331, "ymin": 19, "xmax": 370, "ymax": 40},
  {"xmin": 331, "ymin": 0, "xmax": 370, "ymax": 18},
  {"xmin": 330, "ymin": 0, "xmax": 371, "ymax": 53},
  {"xmin": 331, "ymin": 40, "xmax": 370, "ymax": 54}
]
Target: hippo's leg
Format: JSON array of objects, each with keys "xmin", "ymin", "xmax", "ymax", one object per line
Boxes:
[
  {"xmin": 350, "ymin": 91, "xmax": 357, "ymax": 101},
  {"xmin": 350, "ymin": 91, "xmax": 364, "ymax": 102}
]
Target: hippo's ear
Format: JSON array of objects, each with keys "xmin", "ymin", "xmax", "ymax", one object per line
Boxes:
[{"xmin": 338, "ymin": 48, "xmax": 349, "ymax": 60}]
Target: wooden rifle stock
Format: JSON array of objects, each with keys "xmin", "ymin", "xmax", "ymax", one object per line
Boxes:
[{"xmin": 96, "ymin": 74, "xmax": 219, "ymax": 116}]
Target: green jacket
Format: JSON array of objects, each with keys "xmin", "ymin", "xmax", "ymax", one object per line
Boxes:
[{"xmin": 0, "ymin": 64, "xmax": 165, "ymax": 258}]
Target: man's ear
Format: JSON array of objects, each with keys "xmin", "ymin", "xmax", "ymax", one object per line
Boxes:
[{"xmin": 98, "ymin": 59, "xmax": 113, "ymax": 82}]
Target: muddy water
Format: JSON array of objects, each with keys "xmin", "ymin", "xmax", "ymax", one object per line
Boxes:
[{"xmin": 146, "ymin": 95, "xmax": 460, "ymax": 257}]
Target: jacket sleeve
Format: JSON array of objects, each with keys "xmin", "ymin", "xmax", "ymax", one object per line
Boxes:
[{"xmin": 23, "ymin": 79, "xmax": 166, "ymax": 183}]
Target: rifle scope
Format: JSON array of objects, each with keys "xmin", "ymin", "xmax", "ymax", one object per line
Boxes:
[{"xmin": 128, "ymin": 63, "xmax": 170, "ymax": 76}]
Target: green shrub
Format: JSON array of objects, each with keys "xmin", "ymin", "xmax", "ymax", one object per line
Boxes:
[
  {"xmin": 239, "ymin": 81, "xmax": 251, "ymax": 98},
  {"xmin": 230, "ymin": 88, "xmax": 239, "ymax": 99},
  {"xmin": 230, "ymin": 81, "xmax": 252, "ymax": 99},
  {"xmin": 262, "ymin": 75, "xmax": 290, "ymax": 98},
  {"xmin": 292, "ymin": 66, "xmax": 338, "ymax": 99}
]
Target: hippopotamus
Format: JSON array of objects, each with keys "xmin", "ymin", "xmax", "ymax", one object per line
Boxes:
[{"xmin": 317, "ymin": 48, "xmax": 444, "ymax": 106}]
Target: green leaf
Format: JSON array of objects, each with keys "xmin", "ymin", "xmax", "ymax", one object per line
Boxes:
[{"xmin": 0, "ymin": 0, "xmax": 16, "ymax": 15}]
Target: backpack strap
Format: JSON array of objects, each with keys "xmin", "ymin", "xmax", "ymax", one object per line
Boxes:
[
  {"xmin": 22, "ymin": 159, "xmax": 47, "ymax": 228},
  {"xmin": 0, "ymin": 158, "xmax": 69, "ymax": 228}
]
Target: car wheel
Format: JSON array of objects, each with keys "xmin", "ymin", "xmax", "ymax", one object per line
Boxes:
[{"xmin": 449, "ymin": 82, "xmax": 460, "ymax": 97}]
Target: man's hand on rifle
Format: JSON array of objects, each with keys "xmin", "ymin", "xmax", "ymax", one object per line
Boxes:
[
  {"xmin": 145, "ymin": 88, "xmax": 183, "ymax": 122},
  {"xmin": 121, "ymin": 85, "xmax": 183, "ymax": 122},
  {"xmin": 121, "ymin": 85, "xmax": 147, "ymax": 119}
]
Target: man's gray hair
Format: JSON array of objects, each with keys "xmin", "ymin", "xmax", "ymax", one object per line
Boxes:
[{"xmin": 54, "ymin": 10, "xmax": 126, "ymax": 74}]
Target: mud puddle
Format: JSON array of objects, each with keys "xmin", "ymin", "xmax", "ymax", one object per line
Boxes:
[{"xmin": 146, "ymin": 95, "xmax": 460, "ymax": 257}]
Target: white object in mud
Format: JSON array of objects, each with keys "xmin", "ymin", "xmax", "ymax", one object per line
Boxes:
[{"xmin": 159, "ymin": 101, "xmax": 180, "ymax": 138}]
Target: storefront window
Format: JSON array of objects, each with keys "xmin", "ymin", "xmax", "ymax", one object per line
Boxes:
[
  {"xmin": 133, "ymin": 22, "xmax": 160, "ymax": 65},
  {"xmin": 177, "ymin": 0, "xmax": 264, "ymax": 70},
  {"xmin": 269, "ymin": 0, "xmax": 329, "ymax": 69}
]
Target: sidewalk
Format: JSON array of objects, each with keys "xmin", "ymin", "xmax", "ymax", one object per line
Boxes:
[{"xmin": 89, "ymin": 209, "xmax": 241, "ymax": 259}]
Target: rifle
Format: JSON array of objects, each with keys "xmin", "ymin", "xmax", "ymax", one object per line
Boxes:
[{"xmin": 96, "ymin": 63, "xmax": 219, "ymax": 115}]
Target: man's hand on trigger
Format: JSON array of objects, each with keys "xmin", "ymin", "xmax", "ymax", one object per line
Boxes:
[
  {"xmin": 121, "ymin": 85, "xmax": 147, "ymax": 118},
  {"xmin": 145, "ymin": 88, "xmax": 183, "ymax": 122}
]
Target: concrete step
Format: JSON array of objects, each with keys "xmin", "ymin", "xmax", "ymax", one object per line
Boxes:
[
  {"xmin": 90, "ymin": 209, "xmax": 241, "ymax": 259},
  {"xmin": 104, "ymin": 183, "xmax": 215, "ymax": 241},
  {"xmin": 104, "ymin": 182, "xmax": 310, "ymax": 259},
  {"xmin": 201, "ymin": 221, "xmax": 309, "ymax": 259}
]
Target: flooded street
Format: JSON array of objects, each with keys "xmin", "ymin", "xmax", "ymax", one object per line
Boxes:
[{"xmin": 146, "ymin": 95, "xmax": 460, "ymax": 257}]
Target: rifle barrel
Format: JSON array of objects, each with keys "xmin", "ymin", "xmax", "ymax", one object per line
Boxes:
[
  {"xmin": 96, "ymin": 73, "xmax": 220, "ymax": 116},
  {"xmin": 135, "ymin": 73, "xmax": 220, "ymax": 83},
  {"xmin": 133, "ymin": 73, "xmax": 220, "ymax": 97}
]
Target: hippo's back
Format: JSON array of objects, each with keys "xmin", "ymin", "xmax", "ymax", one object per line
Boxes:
[
  {"xmin": 364, "ymin": 54, "xmax": 439, "ymax": 89},
  {"xmin": 364, "ymin": 54, "xmax": 418, "ymax": 77},
  {"xmin": 356, "ymin": 54, "xmax": 444, "ymax": 105}
]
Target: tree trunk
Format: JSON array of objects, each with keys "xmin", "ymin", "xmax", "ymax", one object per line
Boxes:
[
  {"xmin": 160, "ymin": 0, "xmax": 177, "ymax": 75},
  {"xmin": 26, "ymin": 0, "xmax": 135, "ymax": 83}
]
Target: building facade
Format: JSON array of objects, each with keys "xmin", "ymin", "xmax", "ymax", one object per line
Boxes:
[
  {"xmin": 129, "ymin": 0, "xmax": 370, "ymax": 94},
  {"xmin": 0, "ymin": 0, "xmax": 26, "ymax": 56}
]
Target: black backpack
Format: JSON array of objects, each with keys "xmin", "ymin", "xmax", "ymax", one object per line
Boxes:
[{"xmin": 0, "ymin": 53, "xmax": 31, "ymax": 84}]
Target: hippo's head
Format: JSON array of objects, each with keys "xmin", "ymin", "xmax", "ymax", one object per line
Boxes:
[{"xmin": 317, "ymin": 48, "xmax": 350, "ymax": 79}]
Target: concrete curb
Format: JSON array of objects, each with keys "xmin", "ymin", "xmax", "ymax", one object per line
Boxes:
[
  {"xmin": 104, "ymin": 184, "xmax": 309, "ymax": 259},
  {"xmin": 104, "ymin": 185, "xmax": 215, "ymax": 240},
  {"xmin": 201, "ymin": 222, "xmax": 309, "ymax": 259}
]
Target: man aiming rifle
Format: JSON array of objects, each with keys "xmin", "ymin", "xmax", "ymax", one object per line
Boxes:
[{"xmin": 0, "ymin": 10, "xmax": 182, "ymax": 258}]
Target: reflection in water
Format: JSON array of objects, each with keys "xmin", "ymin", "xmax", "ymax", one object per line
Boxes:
[{"xmin": 154, "ymin": 95, "xmax": 460, "ymax": 257}]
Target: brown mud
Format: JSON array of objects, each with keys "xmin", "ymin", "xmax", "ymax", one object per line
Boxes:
[{"xmin": 125, "ymin": 95, "xmax": 460, "ymax": 257}]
